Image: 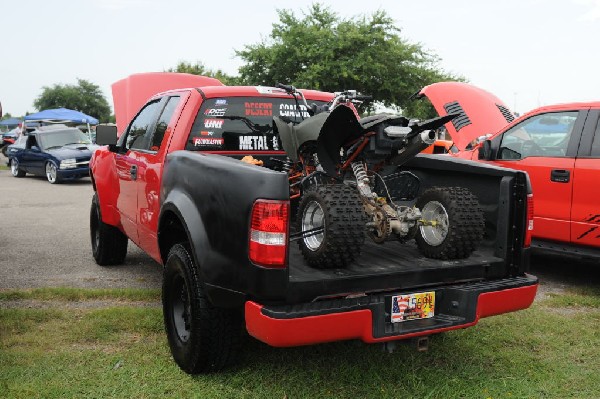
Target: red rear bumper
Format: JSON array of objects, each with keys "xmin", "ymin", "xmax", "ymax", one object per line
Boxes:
[{"xmin": 245, "ymin": 277, "xmax": 538, "ymax": 347}]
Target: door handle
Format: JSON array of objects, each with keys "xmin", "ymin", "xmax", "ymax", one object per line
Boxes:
[
  {"xmin": 550, "ymin": 169, "xmax": 570, "ymax": 183},
  {"xmin": 130, "ymin": 165, "xmax": 138, "ymax": 180}
]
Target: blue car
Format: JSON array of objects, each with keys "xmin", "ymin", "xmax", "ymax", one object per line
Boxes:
[{"xmin": 6, "ymin": 125, "xmax": 98, "ymax": 184}]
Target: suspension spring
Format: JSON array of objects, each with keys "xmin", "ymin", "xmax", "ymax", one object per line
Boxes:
[
  {"xmin": 282, "ymin": 157, "xmax": 294, "ymax": 173},
  {"xmin": 351, "ymin": 162, "xmax": 369, "ymax": 184}
]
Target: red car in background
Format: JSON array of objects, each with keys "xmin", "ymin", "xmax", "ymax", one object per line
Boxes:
[{"xmin": 420, "ymin": 82, "xmax": 600, "ymax": 258}]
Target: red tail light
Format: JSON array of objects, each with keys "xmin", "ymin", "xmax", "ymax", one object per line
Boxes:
[
  {"xmin": 524, "ymin": 194, "xmax": 534, "ymax": 247},
  {"xmin": 249, "ymin": 199, "xmax": 289, "ymax": 267}
]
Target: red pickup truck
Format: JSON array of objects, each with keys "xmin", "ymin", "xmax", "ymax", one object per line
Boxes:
[
  {"xmin": 420, "ymin": 82, "xmax": 600, "ymax": 259},
  {"xmin": 90, "ymin": 73, "xmax": 537, "ymax": 374}
]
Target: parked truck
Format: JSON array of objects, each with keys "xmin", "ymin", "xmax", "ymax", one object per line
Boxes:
[
  {"xmin": 420, "ymin": 82, "xmax": 600, "ymax": 259},
  {"xmin": 90, "ymin": 73, "xmax": 538, "ymax": 374}
]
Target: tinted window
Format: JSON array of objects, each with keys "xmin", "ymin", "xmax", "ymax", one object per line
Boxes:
[
  {"xmin": 498, "ymin": 111, "xmax": 578, "ymax": 160},
  {"xmin": 591, "ymin": 118, "xmax": 600, "ymax": 157},
  {"xmin": 186, "ymin": 97, "xmax": 326, "ymax": 152},
  {"xmin": 151, "ymin": 96, "xmax": 180, "ymax": 151},
  {"xmin": 126, "ymin": 100, "xmax": 161, "ymax": 150}
]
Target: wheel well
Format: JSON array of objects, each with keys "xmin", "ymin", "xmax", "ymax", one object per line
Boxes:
[{"xmin": 158, "ymin": 211, "xmax": 189, "ymax": 264}]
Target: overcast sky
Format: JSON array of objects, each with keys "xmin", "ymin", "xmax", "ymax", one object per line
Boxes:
[{"xmin": 2, "ymin": 0, "xmax": 599, "ymax": 117}]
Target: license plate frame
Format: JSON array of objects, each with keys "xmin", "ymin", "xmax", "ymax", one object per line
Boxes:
[{"xmin": 390, "ymin": 291, "xmax": 435, "ymax": 323}]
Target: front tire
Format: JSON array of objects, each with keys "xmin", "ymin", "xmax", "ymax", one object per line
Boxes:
[
  {"xmin": 90, "ymin": 192, "xmax": 128, "ymax": 265},
  {"xmin": 297, "ymin": 183, "xmax": 366, "ymax": 268},
  {"xmin": 163, "ymin": 244, "xmax": 242, "ymax": 374},
  {"xmin": 415, "ymin": 187, "xmax": 484, "ymax": 260},
  {"xmin": 10, "ymin": 159, "xmax": 25, "ymax": 177},
  {"xmin": 46, "ymin": 161, "xmax": 60, "ymax": 184}
]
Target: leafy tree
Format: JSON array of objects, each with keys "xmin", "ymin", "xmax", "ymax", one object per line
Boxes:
[
  {"xmin": 33, "ymin": 79, "xmax": 111, "ymax": 122},
  {"xmin": 1, "ymin": 112, "xmax": 13, "ymax": 121},
  {"xmin": 166, "ymin": 61, "xmax": 240, "ymax": 86},
  {"xmin": 236, "ymin": 5, "xmax": 461, "ymax": 118}
]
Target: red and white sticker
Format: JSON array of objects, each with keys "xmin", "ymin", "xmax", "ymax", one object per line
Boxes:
[{"xmin": 194, "ymin": 137, "xmax": 223, "ymax": 147}]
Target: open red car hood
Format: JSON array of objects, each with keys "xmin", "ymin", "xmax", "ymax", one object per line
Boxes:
[
  {"xmin": 419, "ymin": 82, "xmax": 515, "ymax": 151},
  {"xmin": 112, "ymin": 72, "xmax": 223, "ymax": 133}
]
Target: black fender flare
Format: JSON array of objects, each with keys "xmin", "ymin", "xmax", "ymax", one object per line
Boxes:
[{"xmin": 158, "ymin": 189, "xmax": 245, "ymax": 308}]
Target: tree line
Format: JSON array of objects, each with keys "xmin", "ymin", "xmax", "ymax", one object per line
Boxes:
[{"xmin": 12, "ymin": 5, "xmax": 461, "ymax": 122}]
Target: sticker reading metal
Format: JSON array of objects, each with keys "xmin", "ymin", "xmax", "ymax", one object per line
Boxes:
[{"xmin": 390, "ymin": 291, "xmax": 435, "ymax": 323}]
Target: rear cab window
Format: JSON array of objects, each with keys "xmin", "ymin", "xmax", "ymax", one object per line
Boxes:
[{"xmin": 186, "ymin": 97, "xmax": 326, "ymax": 153}]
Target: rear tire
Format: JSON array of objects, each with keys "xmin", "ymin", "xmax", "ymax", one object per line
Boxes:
[
  {"xmin": 297, "ymin": 183, "xmax": 366, "ymax": 268},
  {"xmin": 415, "ymin": 187, "xmax": 484, "ymax": 260},
  {"xmin": 90, "ymin": 192, "xmax": 128, "ymax": 265},
  {"xmin": 163, "ymin": 244, "xmax": 242, "ymax": 374},
  {"xmin": 10, "ymin": 159, "xmax": 25, "ymax": 177}
]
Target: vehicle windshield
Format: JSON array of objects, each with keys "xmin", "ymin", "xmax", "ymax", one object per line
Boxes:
[{"xmin": 38, "ymin": 129, "xmax": 91, "ymax": 150}]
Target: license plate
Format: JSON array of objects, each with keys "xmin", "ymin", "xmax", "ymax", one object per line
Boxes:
[{"xmin": 390, "ymin": 291, "xmax": 435, "ymax": 323}]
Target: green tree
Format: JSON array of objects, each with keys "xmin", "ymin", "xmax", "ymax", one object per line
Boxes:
[
  {"xmin": 33, "ymin": 79, "xmax": 111, "ymax": 122},
  {"xmin": 166, "ymin": 61, "xmax": 240, "ymax": 86},
  {"xmin": 236, "ymin": 5, "xmax": 461, "ymax": 118}
]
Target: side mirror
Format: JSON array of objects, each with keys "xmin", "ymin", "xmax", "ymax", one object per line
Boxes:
[
  {"xmin": 478, "ymin": 139, "xmax": 493, "ymax": 160},
  {"xmin": 95, "ymin": 124, "xmax": 118, "ymax": 151},
  {"xmin": 31, "ymin": 145, "xmax": 40, "ymax": 152}
]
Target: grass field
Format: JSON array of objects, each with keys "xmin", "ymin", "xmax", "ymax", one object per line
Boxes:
[{"xmin": 1, "ymin": 287, "xmax": 599, "ymax": 399}]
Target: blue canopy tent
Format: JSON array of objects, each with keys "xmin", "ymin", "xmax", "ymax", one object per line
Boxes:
[
  {"xmin": 0, "ymin": 117, "xmax": 23, "ymax": 132},
  {"xmin": 24, "ymin": 108, "xmax": 98, "ymax": 140},
  {"xmin": 24, "ymin": 108, "xmax": 99, "ymax": 125}
]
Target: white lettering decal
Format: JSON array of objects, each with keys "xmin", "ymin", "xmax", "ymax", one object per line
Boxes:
[{"xmin": 204, "ymin": 119, "xmax": 224, "ymax": 129}]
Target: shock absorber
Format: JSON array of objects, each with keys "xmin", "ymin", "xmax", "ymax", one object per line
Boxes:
[
  {"xmin": 281, "ymin": 157, "xmax": 293, "ymax": 173},
  {"xmin": 351, "ymin": 162, "xmax": 375, "ymax": 199}
]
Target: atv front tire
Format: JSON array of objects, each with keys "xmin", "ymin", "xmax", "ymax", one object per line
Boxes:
[
  {"xmin": 415, "ymin": 187, "xmax": 484, "ymax": 260},
  {"xmin": 297, "ymin": 183, "xmax": 366, "ymax": 268}
]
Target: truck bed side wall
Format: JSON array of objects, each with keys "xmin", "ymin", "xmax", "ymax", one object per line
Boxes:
[
  {"xmin": 160, "ymin": 151, "xmax": 290, "ymax": 307},
  {"xmin": 404, "ymin": 155, "xmax": 530, "ymax": 275}
]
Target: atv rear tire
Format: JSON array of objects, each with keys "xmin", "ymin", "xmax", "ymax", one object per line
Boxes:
[
  {"xmin": 297, "ymin": 183, "xmax": 366, "ymax": 268},
  {"xmin": 415, "ymin": 186, "xmax": 484, "ymax": 260}
]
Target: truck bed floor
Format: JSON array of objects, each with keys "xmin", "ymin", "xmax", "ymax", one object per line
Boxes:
[{"xmin": 286, "ymin": 240, "xmax": 504, "ymax": 302}]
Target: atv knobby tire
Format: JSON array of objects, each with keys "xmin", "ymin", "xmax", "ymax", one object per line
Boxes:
[
  {"xmin": 415, "ymin": 186, "xmax": 484, "ymax": 260},
  {"xmin": 90, "ymin": 192, "xmax": 128, "ymax": 265},
  {"xmin": 163, "ymin": 244, "xmax": 243, "ymax": 374},
  {"xmin": 297, "ymin": 183, "xmax": 367, "ymax": 268}
]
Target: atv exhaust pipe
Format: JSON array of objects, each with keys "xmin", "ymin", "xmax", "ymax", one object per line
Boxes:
[{"xmin": 389, "ymin": 130, "xmax": 436, "ymax": 166}]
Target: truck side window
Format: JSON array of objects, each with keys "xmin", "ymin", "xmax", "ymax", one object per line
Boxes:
[
  {"xmin": 125, "ymin": 100, "xmax": 162, "ymax": 151},
  {"xmin": 150, "ymin": 96, "xmax": 181, "ymax": 151},
  {"xmin": 498, "ymin": 111, "xmax": 578, "ymax": 160},
  {"xmin": 590, "ymin": 118, "xmax": 600, "ymax": 157}
]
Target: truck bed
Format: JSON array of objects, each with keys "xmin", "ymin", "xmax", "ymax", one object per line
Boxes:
[{"xmin": 286, "ymin": 239, "xmax": 504, "ymax": 303}]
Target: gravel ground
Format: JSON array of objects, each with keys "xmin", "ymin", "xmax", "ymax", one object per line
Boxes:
[
  {"xmin": 0, "ymin": 153, "xmax": 162, "ymax": 290},
  {"xmin": 0, "ymin": 152, "xmax": 598, "ymax": 297}
]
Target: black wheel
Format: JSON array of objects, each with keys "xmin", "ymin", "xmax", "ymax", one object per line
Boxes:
[
  {"xmin": 163, "ymin": 244, "xmax": 243, "ymax": 374},
  {"xmin": 90, "ymin": 192, "xmax": 128, "ymax": 265},
  {"xmin": 1, "ymin": 145, "xmax": 7, "ymax": 157},
  {"xmin": 45, "ymin": 161, "xmax": 61, "ymax": 184},
  {"xmin": 297, "ymin": 183, "xmax": 367, "ymax": 268},
  {"xmin": 10, "ymin": 159, "xmax": 25, "ymax": 178},
  {"xmin": 415, "ymin": 187, "xmax": 484, "ymax": 260}
]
